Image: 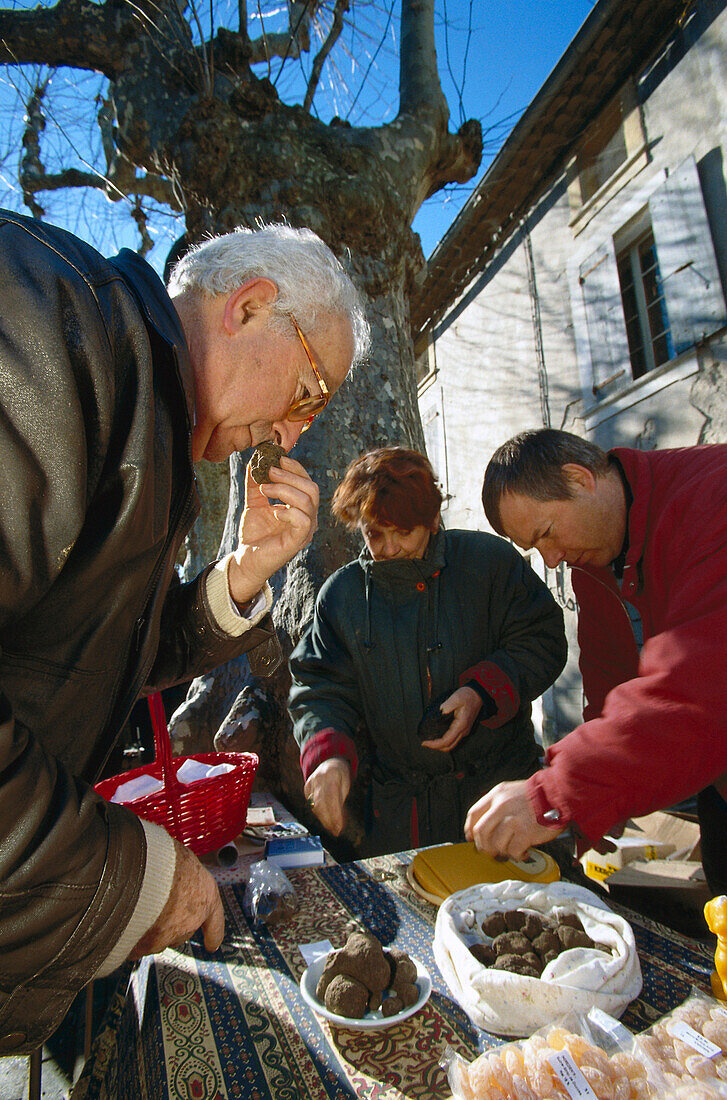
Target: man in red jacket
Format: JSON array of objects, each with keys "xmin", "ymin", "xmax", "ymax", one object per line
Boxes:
[{"xmin": 465, "ymin": 428, "xmax": 727, "ymax": 895}]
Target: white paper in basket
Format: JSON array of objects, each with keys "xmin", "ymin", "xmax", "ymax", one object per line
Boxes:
[{"xmin": 433, "ymin": 879, "xmax": 642, "ymax": 1037}]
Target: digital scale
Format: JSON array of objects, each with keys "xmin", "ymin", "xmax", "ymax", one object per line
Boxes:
[{"xmin": 408, "ymin": 841, "xmax": 560, "ymax": 904}]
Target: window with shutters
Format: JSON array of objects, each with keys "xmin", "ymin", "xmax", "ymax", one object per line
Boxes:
[
  {"xmin": 567, "ymin": 81, "xmax": 649, "ymax": 236},
  {"xmin": 616, "ymin": 225, "xmax": 674, "ymax": 381},
  {"xmin": 574, "ymin": 155, "xmax": 727, "ymax": 405},
  {"xmin": 414, "ymin": 331, "xmax": 436, "ymax": 387}
]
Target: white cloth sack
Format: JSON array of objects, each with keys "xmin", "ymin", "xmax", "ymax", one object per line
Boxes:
[{"xmin": 433, "ymin": 879, "xmax": 642, "ymax": 1037}]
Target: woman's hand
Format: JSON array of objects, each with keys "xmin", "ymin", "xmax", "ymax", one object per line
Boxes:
[
  {"xmin": 303, "ymin": 758, "xmax": 352, "ymax": 836},
  {"xmin": 421, "ymin": 685, "xmax": 485, "ymax": 752}
]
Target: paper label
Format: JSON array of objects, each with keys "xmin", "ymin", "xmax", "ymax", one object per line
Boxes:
[
  {"xmin": 246, "ymin": 806, "xmax": 276, "ymax": 826},
  {"xmin": 670, "ymin": 1020, "xmax": 722, "ymax": 1059},
  {"xmin": 588, "ymin": 1007, "xmax": 633, "ymax": 1045},
  {"xmin": 547, "ymin": 1051, "xmax": 598, "ymax": 1099},
  {"xmin": 299, "ymin": 940, "xmax": 334, "ymax": 966},
  {"xmin": 584, "ymin": 859, "xmax": 617, "ymax": 881}
]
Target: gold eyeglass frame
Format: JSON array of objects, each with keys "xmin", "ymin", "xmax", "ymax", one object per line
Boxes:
[{"xmin": 288, "ymin": 318, "xmax": 330, "ymax": 431}]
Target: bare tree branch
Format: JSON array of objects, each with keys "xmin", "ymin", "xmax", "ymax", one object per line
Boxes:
[
  {"xmin": 130, "ymin": 195, "xmax": 154, "ymax": 255},
  {"xmin": 0, "ymin": 0, "xmax": 137, "ymax": 77},
  {"xmin": 20, "ymin": 79, "xmax": 181, "ymax": 216},
  {"xmin": 249, "ymin": 0, "xmax": 315, "ymax": 65},
  {"xmin": 303, "ymin": 0, "xmax": 348, "ymax": 113},
  {"xmin": 398, "ymin": 0, "xmax": 448, "ymax": 124}
]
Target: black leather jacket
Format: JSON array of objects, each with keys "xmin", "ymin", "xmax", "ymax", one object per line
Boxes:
[{"xmin": 0, "ymin": 210, "xmax": 281, "ymax": 1053}]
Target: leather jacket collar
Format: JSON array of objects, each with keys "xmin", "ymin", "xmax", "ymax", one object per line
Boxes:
[{"xmin": 109, "ymin": 249, "xmax": 196, "ymax": 428}]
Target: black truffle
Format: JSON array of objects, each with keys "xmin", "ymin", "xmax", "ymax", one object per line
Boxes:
[
  {"xmin": 558, "ymin": 912, "xmax": 584, "ymax": 931},
  {"xmin": 521, "ymin": 913, "xmax": 547, "ymax": 941},
  {"xmin": 504, "ymin": 909, "xmax": 529, "ymax": 933},
  {"xmin": 532, "ymin": 930, "xmax": 561, "ymax": 959},
  {"xmin": 382, "ymin": 994, "xmax": 404, "ymax": 1017},
  {"xmin": 481, "ymin": 911, "xmax": 508, "ymax": 938},
  {"xmin": 469, "ymin": 943, "xmax": 496, "ymax": 966},
  {"xmin": 493, "ymin": 953, "xmax": 541, "ymax": 977},
  {"xmin": 417, "ymin": 692, "xmax": 455, "ymax": 741},
  {"xmin": 324, "ymin": 975, "xmax": 369, "ymax": 1017},
  {"xmin": 387, "ymin": 948, "xmax": 418, "ymax": 986},
  {"xmin": 316, "ymin": 933, "xmax": 419, "ymax": 1020},
  {"xmin": 249, "ymin": 441, "xmax": 286, "ymax": 484},
  {"xmin": 557, "ymin": 925, "xmax": 595, "ymax": 950},
  {"xmin": 492, "ymin": 931, "xmax": 531, "ymax": 957}
]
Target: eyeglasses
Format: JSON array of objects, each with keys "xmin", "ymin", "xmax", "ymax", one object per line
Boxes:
[{"xmin": 287, "ymin": 318, "xmax": 330, "ymax": 432}]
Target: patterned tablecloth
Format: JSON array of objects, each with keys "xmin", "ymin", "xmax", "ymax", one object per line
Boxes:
[{"xmin": 70, "ymin": 851, "xmax": 715, "ymax": 1100}]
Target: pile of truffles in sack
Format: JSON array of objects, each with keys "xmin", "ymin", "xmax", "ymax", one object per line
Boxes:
[
  {"xmin": 316, "ymin": 930, "xmax": 419, "ymax": 1018},
  {"xmin": 472, "ymin": 907, "xmax": 599, "ymax": 977},
  {"xmin": 434, "ymin": 881, "xmax": 643, "ymax": 1037}
]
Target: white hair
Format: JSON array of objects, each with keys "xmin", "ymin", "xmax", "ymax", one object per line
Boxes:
[{"xmin": 167, "ymin": 223, "xmax": 370, "ymax": 366}]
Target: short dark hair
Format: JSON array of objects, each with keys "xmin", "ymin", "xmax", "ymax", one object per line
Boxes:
[
  {"xmin": 482, "ymin": 429, "xmax": 609, "ymax": 535},
  {"xmin": 332, "ymin": 447, "xmax": 443, "ymax": 532}
]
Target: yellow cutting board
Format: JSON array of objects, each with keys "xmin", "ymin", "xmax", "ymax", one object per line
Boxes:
[{"xmin": 409, "ymin": 841, "xmax": 560, "ymax": 903}]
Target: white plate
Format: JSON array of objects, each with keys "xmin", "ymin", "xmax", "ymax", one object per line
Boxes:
[{"xmin": 299, "ymin": 954, "xmax": 432, "ymax": 1030}]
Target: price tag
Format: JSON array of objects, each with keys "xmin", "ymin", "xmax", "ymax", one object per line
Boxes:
[
  {"xmin": 670, "ymin": 1020, "xmax": 722, "ymax": 1059},
  {"xmin": 299, "ymin": 940, "xmax": 334, "ymax": 966},
  {"xmin": 547, "ymin": 1050, "xmax": 598, "ymax": 1098},
  {"xmin": 588, "ymin": 1007, "xmax": 633, "ymax": 1046}
]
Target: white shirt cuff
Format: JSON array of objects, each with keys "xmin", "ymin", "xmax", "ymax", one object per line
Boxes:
[
  {"xmin": 205, "ymin": 557, "xmax": 273, "ymax": 637},
  {"xmin": 92, "ymin": 819, "xmax": 177, "ymax": 978}
]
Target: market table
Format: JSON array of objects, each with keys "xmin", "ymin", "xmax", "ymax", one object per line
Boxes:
[{"xmin": 70, "ymin": 850, "xmax": 716, "ymax": 1100}]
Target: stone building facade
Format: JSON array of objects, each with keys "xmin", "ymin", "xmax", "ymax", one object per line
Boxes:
[{"xmin": 412, "ymin": 0, "xmax": 727, "ymax": 742}]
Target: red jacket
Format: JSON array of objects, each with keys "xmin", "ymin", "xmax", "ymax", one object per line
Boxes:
[{"xmin": 528, "ymin": 444, "xmax": 727, "ymax": 847}]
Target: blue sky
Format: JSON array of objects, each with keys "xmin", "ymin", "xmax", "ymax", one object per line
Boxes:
[
  {"xmin": 413, "ymin": 0, "xmax": 595, "ymax": 255},
  {"xmin": 0, "ymin": 0, "xmax": 596, "ymax": 266}
]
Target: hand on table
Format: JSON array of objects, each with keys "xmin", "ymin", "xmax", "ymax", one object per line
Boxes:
[
  {"xmin": 420, "ymin": 685, "xmax": 483, "ymax": 751},
  {"xmin": 129, "ymin": 837, "xmax": 224, "ymax": 957},
  {"xmin": 228, "ymin": 457, "xmax": 319, "ymax": 606},
  {"xmin": 464, "ymin": 779, "xmax": 565, "ymax": 861},
  {"xmin": 303, "ymin": 758, "xmax": 352, "ymax": 836}
]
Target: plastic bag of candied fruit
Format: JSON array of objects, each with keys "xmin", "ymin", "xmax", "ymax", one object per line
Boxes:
[
  {"xmin": 631, "ymin": 988, "xmax": 727, "ymax": 1099},
  {"xmin": 445, "ymin": 1002, "xmax": 727, "ymax": 1100}
]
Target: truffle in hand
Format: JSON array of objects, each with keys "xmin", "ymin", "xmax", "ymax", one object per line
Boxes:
[
  {"xmin": 417, "ymin": 692, "xmax": 455, "ymax": 741},
  {"xmin": 249, "ymin": 441, "xmax": 286, "ymax": 484}
]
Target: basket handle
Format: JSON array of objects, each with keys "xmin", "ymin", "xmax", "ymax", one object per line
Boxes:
[{"xmin": 148, "ymin": 692, "xmax": 175, "ymax": 786}]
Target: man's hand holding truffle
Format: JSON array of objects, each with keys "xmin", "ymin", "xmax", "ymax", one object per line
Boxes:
[{"xmin": 227, "ymin": 453, "xmax": 320, "ymax": 607}]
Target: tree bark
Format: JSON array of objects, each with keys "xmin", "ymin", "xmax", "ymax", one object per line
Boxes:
[{"xmin": 0, "ymin": 0, "xmax": 482, "ymax": 825}]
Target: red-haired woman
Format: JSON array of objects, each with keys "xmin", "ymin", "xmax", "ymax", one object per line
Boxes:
[{"xmin": 288, "ymin": 447, "xmax": 566, "ymax": 858}]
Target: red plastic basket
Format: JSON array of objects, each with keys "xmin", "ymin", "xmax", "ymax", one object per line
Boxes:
[{"xmin": 95, "ymin": 692, "xmax": 259, "ymax": 855}]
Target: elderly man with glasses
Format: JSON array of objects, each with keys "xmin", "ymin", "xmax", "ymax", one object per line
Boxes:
[{"xmin": 0, "ymin": 210, "xmax": 369, "ymax": 1055}]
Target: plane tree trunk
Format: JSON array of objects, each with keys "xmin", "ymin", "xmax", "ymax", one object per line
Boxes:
[{"xmin": 0, "ymin": 0, "xmax": 482, "ymax": 836}]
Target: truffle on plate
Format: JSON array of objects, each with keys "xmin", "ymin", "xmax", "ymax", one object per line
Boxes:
[
  {"xmin": 324, "ymin": 975, "xmax": 369, "ymax": 1018},
  {"xmin": 315, "ymin": 932, "xmax": 420, "ymax": 1021}
]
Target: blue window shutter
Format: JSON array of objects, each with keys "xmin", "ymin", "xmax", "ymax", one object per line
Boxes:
[
  {"xmin": 648, "ymin": 156, "xmax": 727, "ymax": 355},
  {"xmin": 579, "ymin": 241, "xmax": 630, "ymax": 398}
]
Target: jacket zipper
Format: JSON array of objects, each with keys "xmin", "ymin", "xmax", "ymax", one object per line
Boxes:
[
  {"xmin": 90, "ymin": 342, "xmax": 199, "ymax": 781},
  {"xmin": 570, "ymin": 564, "xmax": 639, "ymax": 634}
]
